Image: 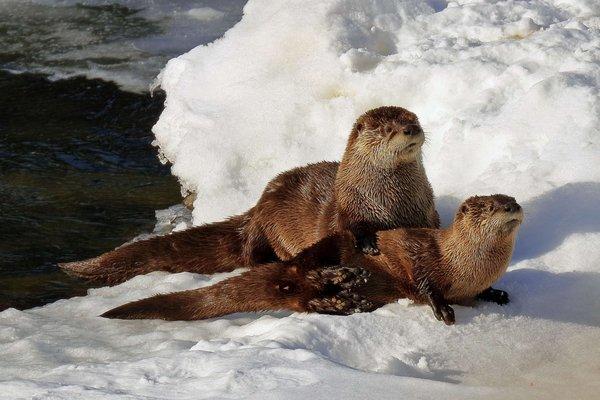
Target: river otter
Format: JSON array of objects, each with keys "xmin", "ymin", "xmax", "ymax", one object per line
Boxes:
[
  {"xmin": 101, "ymin": 195, "xmax": 523, "ymax": 325},
  {"xmin": 60, "ymin": 106, "xmax": 438, "ymax": 284}
]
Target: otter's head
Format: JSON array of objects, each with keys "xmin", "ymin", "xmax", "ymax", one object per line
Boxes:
[
  {"xmin": 349, "ymin": 106, "xmax": 425, "ymax": 166},
  {"xmin": 453, "ymin": 194, "xmax": 524, "ymax": 238}
]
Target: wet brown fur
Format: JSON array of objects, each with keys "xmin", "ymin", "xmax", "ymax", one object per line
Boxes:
[
  {"xmin": 102, "ymin": 195, "xmax": 523, "ymax": 323},
  {"xmin": 61, "ymin": 106, "xmax": 438, "ymax": 284},
  {"xmin": 60, "ymin": 215, "xmax": 251, "ymax": 285}
]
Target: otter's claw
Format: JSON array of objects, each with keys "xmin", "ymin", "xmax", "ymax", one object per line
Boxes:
[
  {"xmin": 432, "ymin": 304, "xmax": 455, "ymax": 325},
  {"xmin": 356, "ymin": 234, "xmax": 380, "ymax": 256}
]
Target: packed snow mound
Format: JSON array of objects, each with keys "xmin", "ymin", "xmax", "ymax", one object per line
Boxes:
[
  {"xmin": 153, "ymin": 0, "xmax": 600, "ymax": 224},
  {"xmin": 2, "ymin": 0, "xmax": 600, "ymax": 399}
]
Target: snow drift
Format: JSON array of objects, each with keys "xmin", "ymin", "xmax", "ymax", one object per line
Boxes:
[{"xmin": 1, "ymin": 0, "xmax": 600, "ymax": 398}]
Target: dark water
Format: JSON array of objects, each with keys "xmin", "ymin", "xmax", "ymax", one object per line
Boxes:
[
  {"xmin": 0, "ymin": 0, "xmax": 247, "ymax": 91},
  {"xmin": 0, "ymin": 71, "xmax": 181, "ymax": 310}
]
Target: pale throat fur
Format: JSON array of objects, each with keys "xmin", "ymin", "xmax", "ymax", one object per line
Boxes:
[
  {"xmin": 335, "ymin": 140, "xmax": 434, "ymax": 227},
  {"xmin": 440, "ymin": 220, "xmax": 520, "ymax": 301}
]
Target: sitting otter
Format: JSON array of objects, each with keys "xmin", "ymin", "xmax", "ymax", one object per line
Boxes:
[
  {"xmin": 60, "ymin": 106, "xmax": 438, "ymax": 285},
  {"xmin": 101, "ymin": 195, "xmax": 523, "ymax": 325}
]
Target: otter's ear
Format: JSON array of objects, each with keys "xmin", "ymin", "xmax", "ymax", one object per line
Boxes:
[
  {"xmin": 460, "ymin": 204, "xmax": 468, "ymax": 214},
  {"xmin": 355, "ymin": 122, "xmax": 363, "ymax": 132}
]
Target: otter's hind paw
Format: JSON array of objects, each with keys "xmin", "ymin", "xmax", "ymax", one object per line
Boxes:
[
  {"xmin": 305, "ymin": 266, "xmax": 373, "ymax": 315},
  {"xmin": 306, "ymin": 266, "xmax": 370, "ymax": 291},
  {"xmin": 307, "ymin": 292, "xmax": 374, "ymax": 315}
]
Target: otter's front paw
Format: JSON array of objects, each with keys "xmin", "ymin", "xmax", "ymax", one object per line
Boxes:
[
  {"xmin": 477, "ymin": 288, "xmax": 510, "ymax": 305},
  {"xmin": 431, "ymin": 303, "xmax": 455, "ymax": 325},
  {"xmin": 356, "ymin": 234, "xmax": 380, "ymax": 256}
]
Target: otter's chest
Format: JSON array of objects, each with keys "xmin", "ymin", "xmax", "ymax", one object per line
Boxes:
[
  {"xmin": 356, "ymin": 176, "xmax": 432, "ymax": 223},
  {"xmin": 445, "ymin": 257, "xmax": 511, "ymax": 302}
]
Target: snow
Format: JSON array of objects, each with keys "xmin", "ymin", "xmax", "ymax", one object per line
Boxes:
[
  {"xmin": 2, "ymin": 0, "xmax": 600, "ymax": 398},
  {"xmin": 153, "ymin": 0, "xmax": 600, "ymax": 224}
]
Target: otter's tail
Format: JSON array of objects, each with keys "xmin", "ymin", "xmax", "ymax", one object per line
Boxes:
[
  {"xmin": 100, "ymin": 239, "xmax": 380, "ymax": 321},
  {"xmin": 100, "ymin": 263, "xmax": 313, "ymax": 320},
  {"xmin": 59, "ymin": 215, "xmax": 250, "ymax": 286}
]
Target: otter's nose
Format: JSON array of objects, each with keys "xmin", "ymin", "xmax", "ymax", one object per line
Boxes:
[
  {"xmin": 504, "ymin": 202, "xmax": 521, "ymax": 213},
  {"xmin": 403, "ymin": 126, "xmax": 421, "ymax": 136}
]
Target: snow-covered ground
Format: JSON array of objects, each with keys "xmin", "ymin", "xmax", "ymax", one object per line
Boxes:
[{"xmin": 2, "ymin": 0, "xmax": 600, "ymax": 398}]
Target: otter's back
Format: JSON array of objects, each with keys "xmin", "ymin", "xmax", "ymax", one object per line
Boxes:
[{"xmin": 253, "ymin": 161, "xmax": 339, "ymax": 259}]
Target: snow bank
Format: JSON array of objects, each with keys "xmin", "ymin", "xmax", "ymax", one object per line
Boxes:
[
  {"xmin": 1, "ymin": 0, "xmax": 600, "ymax": 398},
  {"xmin": 153, "ymin": 0, "xmax": 600, "ymax": 224}
]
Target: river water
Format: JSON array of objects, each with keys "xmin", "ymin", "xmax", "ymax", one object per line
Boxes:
[{"xmin": 0, "ymin": 0, "xmax": 246, "ymax": 310}]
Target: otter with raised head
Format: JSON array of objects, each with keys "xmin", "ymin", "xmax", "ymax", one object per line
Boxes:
[
  {"xmin": 102, "ymin": 195, "xmax": 523, "ymax": 325},
  {"xmin": 251, "ymin": 106, "xmax": 437, "ymax": 260},
  {"xmin": 60, "ymin": 106, "xmax": 438, "ymax": 285}
]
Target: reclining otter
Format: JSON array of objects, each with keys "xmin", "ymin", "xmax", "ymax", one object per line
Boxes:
[{"xmin": 102, "ymin": 195, "xmax": 523, "ymax": 325}]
